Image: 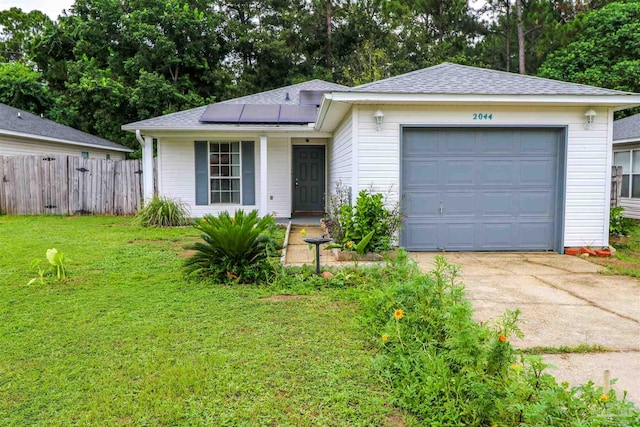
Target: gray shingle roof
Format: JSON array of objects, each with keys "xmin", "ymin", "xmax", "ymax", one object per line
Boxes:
[
  {"xmin": 221, "ymin": 79, "xmax": 348, "ymax": 105},
  {"xmin": 614, "ymin": 113, "xmax": 640, "ymax": 141},
  {"xmin": 0, "ymin": 103, "xmax": 132, "ymax": 152},
  {"xmin": 123, "ymin": 80, "xmax": 349, "ymax": 129},
  {"xmin": 350, "ymin": 63, "xmax": 632, "ymax": 96}
]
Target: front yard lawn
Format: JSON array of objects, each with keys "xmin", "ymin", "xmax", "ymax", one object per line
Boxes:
[{"xmin": 0, "ymin": 216, "xmax": 396, "ymax": 426}]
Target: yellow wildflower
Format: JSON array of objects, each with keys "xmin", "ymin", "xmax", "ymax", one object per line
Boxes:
[
  {"xmin": 300, "ymin": 228, "xmax": 306, "ymax": 235},
  {"xmin": 382, "ymin": 334, "xmax": 389, "ymax": 342},
  {"xmin": 510, "ymin": 363, "xmax": 523, "ymax": 371},
  {"xmin": 346, "ymin": 241, "xmax": 353, "ymax": 249},
  {"xmin": 393, "ymin": 308, "xmax": 404, "ymax": 321},
  {"xmin": 599, "ymin": 394, "xmax": 609, "ymax": 402}
]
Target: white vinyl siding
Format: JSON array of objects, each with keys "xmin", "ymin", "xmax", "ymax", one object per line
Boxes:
[
  {"xmin": 356, "ymin": 105, "xmax": 611, "ymax": 248},
  {"xmin": 266, "ymin": 137, "xmax": 290, "ymax": 217},
  {"xmin": 0, "ymin": 135, "xmax": 126, "ymax": 160},
  {"xmin": 157, "ymin": 137, "xmax": 263, "ymax": 218},
  {"xmin": 328, "ymin": 112, "xmax": 352, "ymax": 195}
]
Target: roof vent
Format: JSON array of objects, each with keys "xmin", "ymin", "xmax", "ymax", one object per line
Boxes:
[
  {"xmin": 285, "ymin": 92, "xmax": 290, "ymax": 101},
  {"xmin": 40, "ymin": 113, "xmax": 44, "ymax": 118},
  {"xmin": 17, "ymin": 112, "xmax": 22, "ymax": 119}
]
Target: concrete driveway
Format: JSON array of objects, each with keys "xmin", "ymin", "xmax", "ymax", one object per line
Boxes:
[{"xmin": 413, "ymin": 252, "xmax": 640, "ymax": 404}]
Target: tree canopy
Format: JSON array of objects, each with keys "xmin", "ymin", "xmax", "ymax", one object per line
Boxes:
[
  {"xmin": 538, "ymin": 1, "xmax": 640, "ymax": 94},
  {"xmin": 0, "ymin": 0, "xmax": 630, "ymax": 151}
]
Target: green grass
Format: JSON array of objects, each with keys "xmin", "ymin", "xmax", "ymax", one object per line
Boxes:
[
  {"xmin": 592, "ymin": 223, "xmax": 640, "ymax": 277},
  {"xmin": 521, "ymin": 344, "xmax": 610, "ymax": 355},
  {"xmin": 0, "ymin": 216, "xmax": 397, "ymax": 426}
]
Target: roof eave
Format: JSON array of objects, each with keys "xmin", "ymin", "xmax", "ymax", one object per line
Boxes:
[
  {"xmin": 314, "ymin": 92, "xmax": 640, "ymax": 132},
  {"xmin": 613, "ymin": 137, "xmax": 640, "ymax": 145},
  {"xmin": 0, "ymin": 129, "xmax": 133, "ymax": 152},
  {"xmin": 122, "ymin": 124, "xmax": 333, "ymax": 139},
  {"xmin": 328, "ymin": 92, "xmax": 640, "ymax": 106}
]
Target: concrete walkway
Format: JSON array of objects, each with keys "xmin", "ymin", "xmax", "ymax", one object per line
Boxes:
[{"xmin": 285, "ymin": 233, "xmax": 640, "ymax": 403}]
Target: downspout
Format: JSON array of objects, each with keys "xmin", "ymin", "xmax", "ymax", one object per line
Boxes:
[
  {"xmin": 136, "ymin": 129, "xmax": 144, "ymax": 146},
  {"xmin": 136, "ymin": 130, "xmax": 155, "ymax": 202}
]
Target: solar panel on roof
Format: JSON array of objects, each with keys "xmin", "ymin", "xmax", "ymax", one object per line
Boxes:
[
  {"xmin": 238, "ymin": 104, "xmax": 280, "ymax": 123},
  {"xmin": 278, "ymin": 105, "xmax": 317, "ymax": 123},
  {"xmin": 299, "ymin": 90, "xmax": 329, "ymax": 106},
  {"xmin": 199, "ymin": 103, "xmax": 317, "ymax": 124},
  {"xmin": 200, "ymin": 104, "xmax": 244, "ymax": 123}
]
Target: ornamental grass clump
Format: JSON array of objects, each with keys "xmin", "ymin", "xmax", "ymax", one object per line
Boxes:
[
  {"xmin": 134, "ymin": 196, "xmax": 190, "ymax": 227},
  {"xmin": 184, "ymin": 209, "xmax": 279, "ymax": 284},
  {"xmin": 361, "ymin": 255, "xmax": 640, "ymax": 426}
]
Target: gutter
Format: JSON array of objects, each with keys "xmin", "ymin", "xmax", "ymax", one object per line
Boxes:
[{"xmin": 314, "ymin": 94, "xmax": 333, "ymax": 131}]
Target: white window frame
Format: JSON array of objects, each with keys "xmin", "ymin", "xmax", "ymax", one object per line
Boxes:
[
  {"xmin": 613, "ymin": 149, "xmax": 640, "ymax": 199},
  {"xmin": 208, "ymin": 141, "xmax": 243, "ymax": 205}
]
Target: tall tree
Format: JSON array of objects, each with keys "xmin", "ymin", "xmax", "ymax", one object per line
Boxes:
[
  {"xmin": 538, "ymin": 1, "xmax": 640, "ymax": 97},
  {"xmin": 0, "ymin": 62, "xmax": 53, "ymax": 114},
  {"xmin": 30, "ymin": 0, "xmax": 232, "ymax": 147},
  {"xmin": 0, "ymin": 8, "xmax": 51, "ymax": 62}
]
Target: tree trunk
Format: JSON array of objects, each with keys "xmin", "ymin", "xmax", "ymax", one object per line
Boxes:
[
  {"xmin": 326, "ymin": 0, "xmax": 333, "ymax": 70},
  {"xmin": 516, "ymin": 0, "xmax": 525, "ymax": 74},
  {"xmin": 505, "ymin": 1, "xmax": 510, "ymax": 72}
]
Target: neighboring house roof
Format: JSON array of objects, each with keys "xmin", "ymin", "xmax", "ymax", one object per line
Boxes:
[
  {"xmin": 349, "ymin": 62, "xmax": 631, "ymax": 96},
  {"xmin": 123, "ymin": 80, "xmax": 349, "ymax": 130},
  {"xmin": 613, "ymin": 113, "xmax": 640, "ymax": 142},
  {"xmin": 0, "ymin": 103, "xmax": 132, "ymax": 152}
]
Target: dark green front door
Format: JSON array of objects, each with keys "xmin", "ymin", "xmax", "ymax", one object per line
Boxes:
[{"xmin": 293, "ymin": 145, "xmax": 325, "ymax": 214}]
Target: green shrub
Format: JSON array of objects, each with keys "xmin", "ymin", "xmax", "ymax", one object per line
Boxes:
[
  {"xmin": 134, "ymin": 196, "xmax": 190, "ymax": 227},
  {"xmin": 359, "ymin": 255, "xmax": 640, "ymax": 426},
  {"xmin": 325, "ymin": 188, "xmax": 402, "ymax": 253},
  {"xmin": 184, "ymin": 209, "xmax": 279, "ymax": 284},
  {"xmin": 610, "ymin": 206, "xmax": 635, "ymax": 236}
]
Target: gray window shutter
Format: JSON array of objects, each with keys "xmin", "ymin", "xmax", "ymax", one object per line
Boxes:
[
  {"xmin": 242, "ymin": 141, "xmax": 255, "ymax": 205},
  {"xmin": 194, "ymin": 141, "xmax": 208, "ymax": 205}
]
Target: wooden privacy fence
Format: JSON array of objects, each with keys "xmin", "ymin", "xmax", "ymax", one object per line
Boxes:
[
  {"xmin": 611, "ymin": 165, "xmax": 623, "ymax": 207},
  {"xmin": 0, "ymin": 155, "xmax": 144, "ymax": 215}
]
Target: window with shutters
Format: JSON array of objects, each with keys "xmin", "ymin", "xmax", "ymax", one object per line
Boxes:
[{"xmin": 209, "ymin": 142, "xmax": 241, "ymax": 204}]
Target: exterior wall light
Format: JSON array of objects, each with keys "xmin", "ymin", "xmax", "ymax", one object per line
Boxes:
[
  {"xmin": 373, "ymin": 109, "xmax": 384, "ymax": 131},
  {"xmin": 584, "ymin": 108, "xmax": 597, "ymax": 129}
]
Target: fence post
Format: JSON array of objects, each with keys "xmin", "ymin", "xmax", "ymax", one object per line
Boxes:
[{"xmin": 611, "ymin": 166, "xmax": 622, "ymax": 207}]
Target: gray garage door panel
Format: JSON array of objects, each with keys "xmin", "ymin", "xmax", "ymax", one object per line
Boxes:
[{"xmin": 401, "ymin": 128, "xmax": 562, "ymax": 251}]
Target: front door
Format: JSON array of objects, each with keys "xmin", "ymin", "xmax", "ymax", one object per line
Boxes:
[{"xmin": 293, "ymin": 145, "xmax": 325, "ymax": 214}]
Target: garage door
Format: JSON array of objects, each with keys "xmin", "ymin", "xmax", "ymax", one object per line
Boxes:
[{"xmin": 401, "ymin": 127, "xmax": 564, "ymax": 251}]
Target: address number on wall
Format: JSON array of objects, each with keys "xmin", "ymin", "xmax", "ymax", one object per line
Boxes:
[{"xmin": 472, "ymin": 113, "xmax": 493, "ymax": 120}]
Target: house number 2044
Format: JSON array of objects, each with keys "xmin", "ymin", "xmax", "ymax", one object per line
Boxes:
[{"xmin": 473, "ymin": 113, "xmax": 493, "ymax": 120}]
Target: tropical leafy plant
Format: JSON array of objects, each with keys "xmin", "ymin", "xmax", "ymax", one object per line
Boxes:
[
  {"xmin": 184, "ymin": 209, "xmax": 280, "ymax": 284},
  {"xmin": 134, "ymin": 196, "xmax": 190, "ymax": 227},
  {"xmin": 325, "ymin": 188, "xmax": 402, "ymax": 254},
  {"xmin": 610, "ymin": 206, "xmax": 635, "ymax": 236},
  {"xmin": 27, "ymin": 248, "xmax": 68, "ymax": 285}
]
